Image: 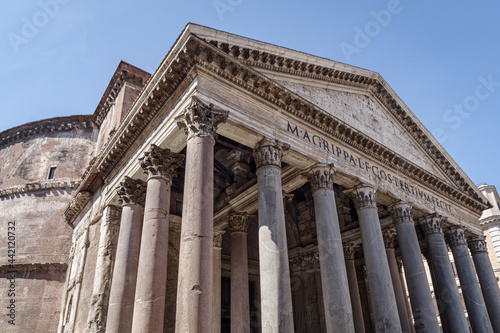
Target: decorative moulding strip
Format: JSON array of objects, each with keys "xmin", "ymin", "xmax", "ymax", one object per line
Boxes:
[
  {"xmin": 0, "ymin": 116, "xmax": 94, "ymax": 148},
  {"xmin": 0, "ymin": 262, "xmax": 68, "ymax": 273},
  {"xmin": 0, "ymin": 181, "xmax": 80, "ymax": 198}
]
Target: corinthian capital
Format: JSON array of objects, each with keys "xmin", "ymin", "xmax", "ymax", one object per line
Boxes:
[
  {"xmin": 116, "ymin": 177, "xmax": 146, "ymax": 207},
  {"xmin": 229, "ymin": 213, "xmax": 250, "ymax": 233},
  {"xmin": 445, "ymin": 226, "xmax": 467, "ymax": 247},
  {"xmin": 213, "ymin": 228, "xmax": 225, "ymax": 248},
  {"xmin": 383, "ymin": 229, "xmax": 398, "ymax": 249},
  {"xmin": 418, "ymin": 214, "xmax": 445, "ymax": 235},
  {"xmin": 253, "ymin": 138, "xmax": 290, "ymax": 169},
  {"xmin": 343, "ymin": 243, "xmax": 360, "ymax": 260},
  {"xmin": 389, "ymin": 201, "xmax": 414, "ymax": 226},
  {"xmin": 308, "ymin": 164, "xmax": 334, "ymax": 191},
  {"xmin": 344, "ymin": 183, "xmax": 377, "ymax": 209},
  {"xmin": 468, "ymin": 236, "xmax": 488, "ymax": 254},
  {"xmin": 175, "ymin": 96, "xmax": 229, "ymax": 141},
  {"xmin": 139, "ymin": 144, "xmax": 184, "ymax": 181}
]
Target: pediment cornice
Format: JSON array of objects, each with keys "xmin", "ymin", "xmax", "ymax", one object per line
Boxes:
[
  {"xmin": 188, "ymin": 34, "xmax": 487, "ymax": 212},
  {"xmin": 65, "ymin": 30, "xmax": 488, "ymax": 222}
]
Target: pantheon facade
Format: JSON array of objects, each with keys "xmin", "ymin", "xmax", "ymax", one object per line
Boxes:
[{"xmin": 1, "ymin": 24, "xmax": 500, "ymax": 333}]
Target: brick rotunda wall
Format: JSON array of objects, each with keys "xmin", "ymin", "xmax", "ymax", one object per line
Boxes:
[{"xmin": 0, "ymin": 115, "xmax": 97, "ymax": 332}]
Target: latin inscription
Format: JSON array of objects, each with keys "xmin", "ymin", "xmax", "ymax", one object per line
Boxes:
[{"xmin": 287, "ymin": 122, "xmax": 452, "ymax": 212}]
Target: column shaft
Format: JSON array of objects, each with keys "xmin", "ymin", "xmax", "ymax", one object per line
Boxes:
[
  {"xmin": 389, "ymin": 202, "xmax": 439, "ymax": 333},
  {"xmin": 254, "ymin": 139, "xmax": 294, "ymax": 333},
  {"xmin": 106, "ymin": 177, "xmax": 146, "ymax": 333},
  {"xmin": 344, "ymin": 244, "xmax": 366, "ymax": 333},
  {"xmin": 132, "ymin": 145, "xmax": 183, "ymax": 333},
  {"xmin": 447, "ymin": 228, "xmax": 493, "ymax": 333},
  {"xmin": 419, "ymin": 215, "xmax": 468, "ymax": 332},
  {"xmin": 346, "ymin": 184, "xmax": 401, "ymax": 332},
  {"xmin": 309, "ymin": 165, "xmax": 354, "ymax": 332},
  {"xmin": 176, "ymin": 135, "xmax": 215, "ymax": 332},
  {"xmin": 175, "ymin": 97, "xmax": 228, "ymax": 333},
  {"xmin": 230, "ymin": 214, "xmax": 250, "ymax": 333},
  {"xmin": 469, "ymin": 238, "xmax": 500, "ymax": 332},
  {"xmin": 385, "ymin": 245, "xmax": 413, "ymax": 333},
  {"xmin": 212, "ymin": 229, "xmax": 224, "ymax": 333}
]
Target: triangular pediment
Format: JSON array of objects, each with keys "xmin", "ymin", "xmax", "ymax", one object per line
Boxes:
[
  {"xmin": 271, "ymin": 79, "xmax": 450, "ymax": 180},
  {"xmin": 181, "ymin": 23, "xmax": 487, "ymax": 212}
]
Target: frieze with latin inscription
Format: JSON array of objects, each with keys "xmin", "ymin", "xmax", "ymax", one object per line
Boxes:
[{"xmin": 286, "ymin": 122, "xmax": 452, "ymax": 212}]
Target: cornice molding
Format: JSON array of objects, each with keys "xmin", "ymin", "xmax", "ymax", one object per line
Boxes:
[
  {"xmin": 202, "ymin": 38, "xmax": 485, "ymax": 207},
  {"xmin": 0, "ymin": 262, "xmax": 68, "ymax": 273},
  {"xmin": 0, "ymin": 180, "xmax": 79, "ymax": 198},
  {"xmin": 63, "ymin": 191, "xmax": 92, "ymax": 224},
  {"xmin": 192, "ymin": 36, "xmax": 486, "ymax": 213},
  {"xmin": 0, "ymin": 116, "xmax": 93, "ymax": 149}
]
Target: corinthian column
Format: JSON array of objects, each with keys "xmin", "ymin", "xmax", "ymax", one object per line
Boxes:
[
  {"xmin": 388, "ymin": 201, "xmax": 439, "ymax": 333},
  {"xmin": 418, "ymin": 214, "xmax": 468, "ymax": 332},
  {"xmin": 174, "ymin": 96, "xmax": 228, "ymax": 333},
  {"xmin": 468, "ymin": 237, "xmax": 500, "ymax": 332},
  {"xmin": 345, "ymin": 183, "xmax": 401, "ymax": 332},
  {"xmin": 87, "ymin": 205, "xmax": 121, "ymax": 333},
  {"xmin": 446, "ymin": 227, "xmax": 493, "ymax": 333},
  {"xmin": 106, "ymin": 177, "xmax": 146, "ymax": 333},
  {"xmin": 131, "ymin": 144, "xmax": 184, "ymax": 333},
  {"xmin": 229, "ymin": 213, "xmax": 251, "ymax": 333},
  {"xmin": 383, "ymin": 230, "xmax": 413, "ymax": 333},
  {"xmin": 308, "ymin": 164, "xmax": 354, "ymax": 332},
  {"xmin": 212, "ymin": 228, "xmax": 225, "ymax": 333},
  {"xmin": 254, "ymin": 138, "xmax": 294, "ymax": 333},
  {"xmin": 343, "ymin": 243, "xmax": 365, "ymax": 333}
]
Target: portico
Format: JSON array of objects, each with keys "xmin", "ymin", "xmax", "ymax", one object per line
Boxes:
[{"xmin": 58, "ymin": 24, "xmax": 497, "ymax": 333}]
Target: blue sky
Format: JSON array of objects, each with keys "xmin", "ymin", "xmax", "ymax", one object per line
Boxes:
[{"xmin": 1, "ymin": 0, "xmax": 499, "ymax": 191}]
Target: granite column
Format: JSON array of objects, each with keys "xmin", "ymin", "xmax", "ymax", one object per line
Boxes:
[
  {"xmin": 344, "ymin": 243, "xmax": 366, "ymax": 333},
  {"xmin": 468, "ymin": 236, "xmax": 500, "ymax": 332},
  {"xmin": 229, "ymin": 213, "xmax": 251, "ymax": 333},
  {"xmin": 309, "ymin": 164, "xmax": 354, "ymax": 332},
  {"xmin": 388, "ymin": 201, "xmax": 439, "ymax": 333},
  {"xmin": 212, "ymin": 228, "xmax": 225, "ymax": 333},
  {"xmin": 345, "ymin": 183, "xmax": 401, "ymax": 332},
  {"xmin": 418, "ymin": 214, "xmax": 468, "ymax": 332},
  {"xmin": 254, "ymin": 138, "xmax": 294, "ymax": 333},
  {"xmin": 446, "ymin": 227, "xmax": 492, "ymax": 333},
  {"xmin": 106, "ymin": 177, "xmax": 146, "ymax": 333},
  {"xmin": 383, "ymin": 230, "xmax": 413, "ymax": 333},
  {"xmin": 174, "ymin": 96, "xmax": 229, "ymax": 333},
  {"xmin": 131, "ymin": 145, "xmax": 184, "ymax": 333}
]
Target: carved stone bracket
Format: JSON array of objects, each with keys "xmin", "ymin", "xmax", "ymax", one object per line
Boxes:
[
  {"xmin": 445, "ymin": 226, "xmax": 467, "ymax": 247},
  {"xmin": 213, "ymin": 228, "xmax": 225, "ymax": 248},
  {"xmin": 343, "ymin": 243, "xmax": 360, "ymax": 260},
  {"xmin": 344, "ymin": 183, "xmax": 377, "ymax": 209},
  {"xmin": 308, "ymin": 164, "xmax": 334, "ymax": 191},
  {"xmin": 253, "ymin": 138, "xmax": 290, "ymax": 169},
  {"xmin": 383, "ymin": 229, "xmax": 398, "ymax": 249},
  {"xmin": 468, "ymin": 236, "xmax": 488, "ymax": 254},
  {"xmin": 228, "ymin": 212, "xmax": 250, "ymax": 233},
  {"xmin": 116, "ymin": 177, "xmax": 146, "ymax": 207},
  {"xmin": 139, "ymin": 144, "xmax": 184, "ymax": 181},
  {"xmin": 175, "ymin": 96, "xmax": 229, "ymax": 141},
  {"xmin": 388, "ymin": 200, "xmax": 414, "ymax": 225},
  {"xmin": 418, "ymin": 214, "xmax": 445, "ymax": 235}
]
